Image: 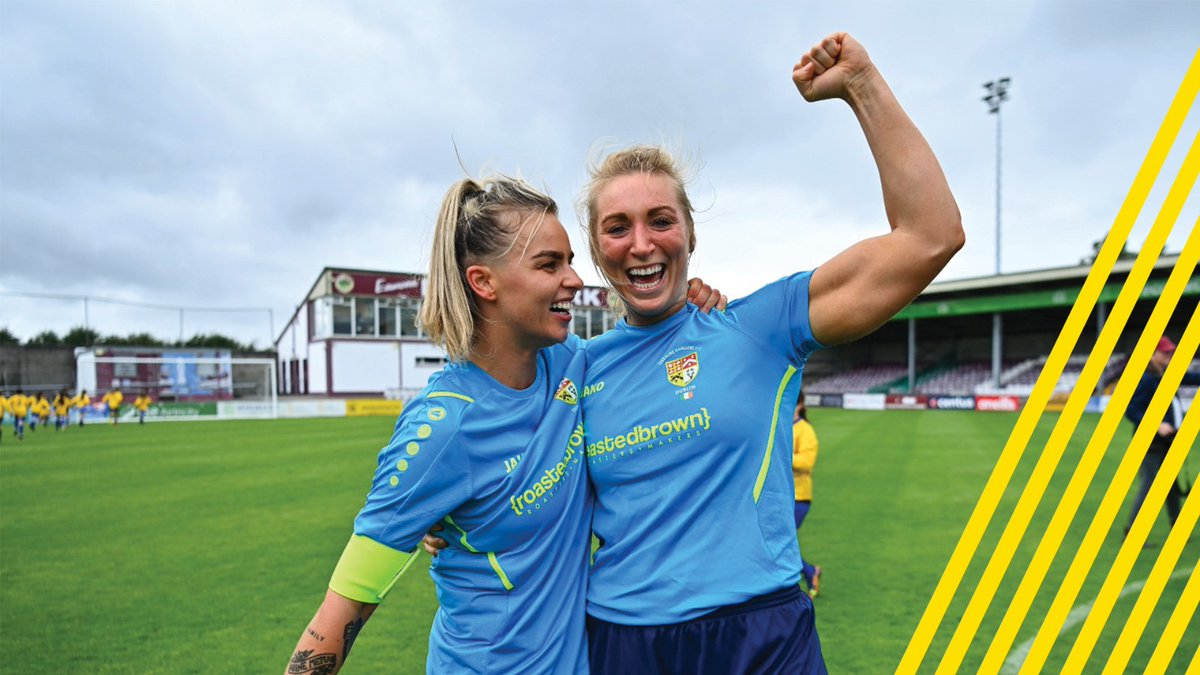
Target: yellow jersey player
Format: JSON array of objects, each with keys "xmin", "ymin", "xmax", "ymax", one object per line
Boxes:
[
  {"xmin": 73, "ymin": 390, "xmax": 91, "ymax": 426},
  {"xmin": 133, "ymin": 394, "xmax": 151, "ymax": 425},
  {"xmin": 10, "ymin": 390, "xmax": 29, "ymax": 440},
  {"xmin": 53, "ymin": 391, "xmax": 72, "ymax": 431},
  {"xmin": 0, "ymin": 393, "xmax": 8, "ymax": 444},
  {"xmin": 31, "ymin": 394, "xmax": 51, "ymax": 432},
  {"xmin": 101, "ymin": 388, "xmax": 124, "ymax": 425}
]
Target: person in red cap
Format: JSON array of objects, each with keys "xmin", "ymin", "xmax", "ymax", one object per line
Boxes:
[{"xmin": 1123, "ymin": 335, "xmax": 1200, "ymax": 535}]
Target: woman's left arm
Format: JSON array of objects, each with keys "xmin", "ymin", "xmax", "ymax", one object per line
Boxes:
[{"xmin": 798, "ymin": 33, "xmax": 964, "ymax": 346}]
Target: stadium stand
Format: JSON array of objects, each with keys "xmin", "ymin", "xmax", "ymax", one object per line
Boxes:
[
  {"xmin": 805, "ymin": 364, "xmax": 910, "ymax": 394},
  {"xmin": 917, "ymin": 361, "xmax": 1017, "ymax": 395},
  {"xmin": 799, "ymin": 254, "xmax": 1194, "ymax": 407}
]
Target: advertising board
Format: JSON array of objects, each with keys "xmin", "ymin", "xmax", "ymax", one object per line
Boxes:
[
  {"xmin": 975, "ymin": 395, "xmax": 1022, "ymax": 412},
  {"xmin": 345, "ymin": 399, "xmax": 405, "ymax": 417},
  {"xmin": 843, "ymin": 393, "xmax": 886, "ymax": 410},
  {"xmin": 927, "ymin": 396, "xmax": 976, "ymax": 411},
  {"xmin": 885, "ymin": 394, "xmax": 928, "ymax": 410}
]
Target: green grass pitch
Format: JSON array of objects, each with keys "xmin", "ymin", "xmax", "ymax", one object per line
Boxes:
[{"xmin": 1, "ymin": 411, "xmax": 1195, "ymax": 673}]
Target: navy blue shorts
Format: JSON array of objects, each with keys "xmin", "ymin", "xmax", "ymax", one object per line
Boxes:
[{"xmin": 586, "ymin": 585, "xmax": 827, "ymax": 674}]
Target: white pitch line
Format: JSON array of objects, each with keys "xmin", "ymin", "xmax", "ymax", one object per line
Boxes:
[{"xmin": 1001, "ymin": 569, "xmax": 1191, "ymax": 674}]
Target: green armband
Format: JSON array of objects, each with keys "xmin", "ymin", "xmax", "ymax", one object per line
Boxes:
[{"xmin": 328, "ymin": 535, "xmax": 418, "ymax": 604}]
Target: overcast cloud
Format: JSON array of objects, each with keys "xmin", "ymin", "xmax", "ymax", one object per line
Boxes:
[{"xmin": 2, "ymin": 0, "xmax": 1198, "ymax": 348}]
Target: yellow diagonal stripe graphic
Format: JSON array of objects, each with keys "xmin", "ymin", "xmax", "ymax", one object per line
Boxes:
[
  {"xmin": 975, "ymin": 155, "xmax": 1200, "ymax": 673},
  {"xmin": 1021, "ymin": 273, "xmax": 1199, "ymax": 673},
  {"xmin": 1145, "ymin": 555, "xmax": 1200, "ymax": 673},
  {"xmin": 1148, "ymin": 561, "xmax": 1200, "ymax": 675},
  {"xmin": 1187, "ymin": 633, "xmax": 1200, "ymax": 674},
  {"xmin": 1058, "ymin": 301, "xmax": 1200, "ymax": 671},
  {"xmin": 897, "ymin": 47, "xmax": 1200, "ymax": 674},
  {"xmin": 938, "ymin": 132, "xmax": 1200, "ymax": 675},
  {"xmin": 1106, "ymin": 439, "xmax": 1200, "ymax": 675}
]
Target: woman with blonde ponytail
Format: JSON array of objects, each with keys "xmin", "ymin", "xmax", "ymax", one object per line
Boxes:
[{"xmin": 286, "ymin": 173, "xmax": 723, "ymax": 674}]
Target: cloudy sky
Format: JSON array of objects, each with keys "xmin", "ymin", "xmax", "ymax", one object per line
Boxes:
[{"xmin": 1, "ymin": 0, "xmax": 1197, "ymax": 348}]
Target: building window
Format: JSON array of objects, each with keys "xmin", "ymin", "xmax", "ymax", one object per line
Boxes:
[
  {"xmin": 332, "ymin": 298, "xmax": 353, "ymax": 335},
  {"xmin": 399, "ymin": 301, "xmax": 421, "ymax": 337},
  {"xmin": 312, "ymin": 299, "xmax": 332, "ymax": 338},
  {"xmin": 590, "ymin": 308, "xmax": 609, "ymax": 335},
  {"xmin": 378, "ymin": 299, "xmax": 399, "ymax": 336},
  {"xmin": 571, "ymin": 307, "xmax": 614, "ymax": 340},
  {"xmin": 355, "ymin": 298, "xmax": 377, "ymax": 336},
  {"xmin": 572, "ymin": 310, "xmax": 590, "ymax": 339}
]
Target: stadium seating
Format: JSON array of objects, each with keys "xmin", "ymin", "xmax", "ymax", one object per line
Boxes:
[
  {"xmin": 805, "ymin": 364, "xmax": 910, "ymax": 394},
  {"xmin": 807, "ymin": 354, "xmax": 1198, "ymax": 400},
  {"xmin": 915, "ymin": 361, "xmax": 998, "ymax": 395}
]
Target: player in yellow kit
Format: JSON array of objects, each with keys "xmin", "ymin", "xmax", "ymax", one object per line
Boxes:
[
  {"xmin": 53, "ymin": 390, "xmax": 72, "ymax": 431},
  {"xmin": 73, "ymin": 390, "xmax": 91, "ymax": 426},
  {"xmin": 133, "ymin": 394, "xmax": 151, "ymax": 425},
  {"xmin": 101, "ymin": 388, "xmax": 124, "ymax": 425},
  {"xmin": 9, "ymin": 390, "xmax": 29, "ymax": 440},
  {"xmin": 31, "ymin": 394, "xmax": 51, "ymax": 432}
]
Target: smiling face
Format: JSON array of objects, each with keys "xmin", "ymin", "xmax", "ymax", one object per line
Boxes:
[
  {"xmin": 474, "ymin": 211, "xmax": 583, "ymax": 352},
  {"xmin": 592, "ymin": 172, "xmax": 694, "ymax": 326}
]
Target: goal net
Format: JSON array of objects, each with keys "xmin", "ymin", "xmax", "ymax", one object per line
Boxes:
[{"xmin": 78, "ymin": 351, "xmax": 278, "ymax": 421}]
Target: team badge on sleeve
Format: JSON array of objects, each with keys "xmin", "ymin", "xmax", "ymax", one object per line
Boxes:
[
  {"xmin": 554, "ymin": 378, "xmax": 578, "ymax": 405},
  {"xmin": 665, "ymin": 352, "xmax": 699, "ymax": 387}
]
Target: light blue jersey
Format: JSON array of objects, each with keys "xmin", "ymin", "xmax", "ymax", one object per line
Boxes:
[
  {"xmin": 583, "ymin": 271, "xmax": 824, "ymax": 625},
  {"xmin": 345, "ymin": 336, "xmax": 591, "ymax": 673}
]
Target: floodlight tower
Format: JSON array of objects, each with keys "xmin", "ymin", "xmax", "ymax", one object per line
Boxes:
[
  {"xmin": 982, "ymin": 77, "xmax": 1010, "ymax": 275},
  {"xmin": 983, "ymin": 77, "xmax": 1010, "ymax": 390}
]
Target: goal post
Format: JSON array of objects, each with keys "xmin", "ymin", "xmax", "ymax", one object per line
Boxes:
[{"xmin": 81, "ymin": 354, "xmax": 278, "ymax": 421}]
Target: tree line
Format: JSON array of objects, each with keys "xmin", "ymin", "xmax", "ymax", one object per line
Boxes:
[{"xmin": 0, "ymin": 326, "xmax": 260, "ymax": 352}]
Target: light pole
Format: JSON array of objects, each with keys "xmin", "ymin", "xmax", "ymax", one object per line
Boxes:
[
  {"xmin": 983, "ymin": 77, "xmax": 1010, "ymax": 390},
  {"xmin": 982, "ymin": 77, "xmax": 1010, "ymax": 275}
]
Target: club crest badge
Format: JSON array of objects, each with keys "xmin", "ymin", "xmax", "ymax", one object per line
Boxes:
[
  {"xmin": 554, "ymin": 378, "xmax": 578, "ymax": 405},
  {"xmin": 665, "ymin": 352, "xmax": 699, "ymax": 387}
]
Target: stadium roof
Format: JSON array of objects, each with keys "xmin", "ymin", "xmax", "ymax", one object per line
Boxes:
[{"xmin": 894, "ymin": 254, "xmax": 1194, "ymax": 320}]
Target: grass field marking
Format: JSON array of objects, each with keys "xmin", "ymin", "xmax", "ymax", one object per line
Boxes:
[
  {"xmin": 1058, "ymin": 307, "xmax": 1200, "ymax": 672},
  {"xmin": 938, "ymin": 133, "xmax": 1200, "ymax": 675},
  {"xmin": 1106, "ymin": 450, "xmax": 1200, "ymax": 675},
  {"xmin": 897, "ymin": 48, "xmax": 1200, "ymax": 675},
  {"xmin": 1022, "ymin": 296, "xmax": 1200, "ymax": 673},
  {"xmin": 1145, "ymin": 557, "xmax": 1200, "ymax": 673},
  {"xmin": 999, "ymin": 569, "xmax": 1192, "ymax": 675},
  {"xmin": 753, "ymin": 365, "xmax": 796, "ymax": 503},
  {"xmin": 977, "ymin": 147, "xmax": 1200, "ymax": 673}
]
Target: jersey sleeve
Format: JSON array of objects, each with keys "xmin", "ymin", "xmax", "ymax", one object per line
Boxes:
[
  {"xmin": 725, "ymin": 271, "xmax": 826, "ymax": 365},
  {"xmin": 331, "ymin": 393, "xmax": 474, "ymax": 603},
  {"xmin": 353, "ymin": 394, "xmax": 474, "ymax": 550}
]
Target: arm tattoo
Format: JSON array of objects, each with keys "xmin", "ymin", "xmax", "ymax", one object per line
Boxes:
[
  {"xmin": 288, "ymin": 649, "xmax": 337, "ymax": 675},
  {"xmin": 306, "ymin": 627, "xmax": 326, "ymax": 642},
  {"xmin": 343, "ymin": 617, "xmax": 366, "ymax": 661}
]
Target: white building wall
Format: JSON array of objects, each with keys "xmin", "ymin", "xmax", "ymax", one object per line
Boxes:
[
  {"xmin": 75, "ymin": 349, "xmax": 97, "ymax": 393},
  {"xmin": 332, "ymin": 341, "xmax": 401, "ymax": 393},
  {"xmin": 291, "ymin": 302, "xmax": 309, "ymax": 359},
  {"xmin": 308, "ymin": 343, "xmax": 328, "ymax": 394},
  {"xmin": 399, "ymin": 342, "xmax": 450, "ymax": 391}
]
